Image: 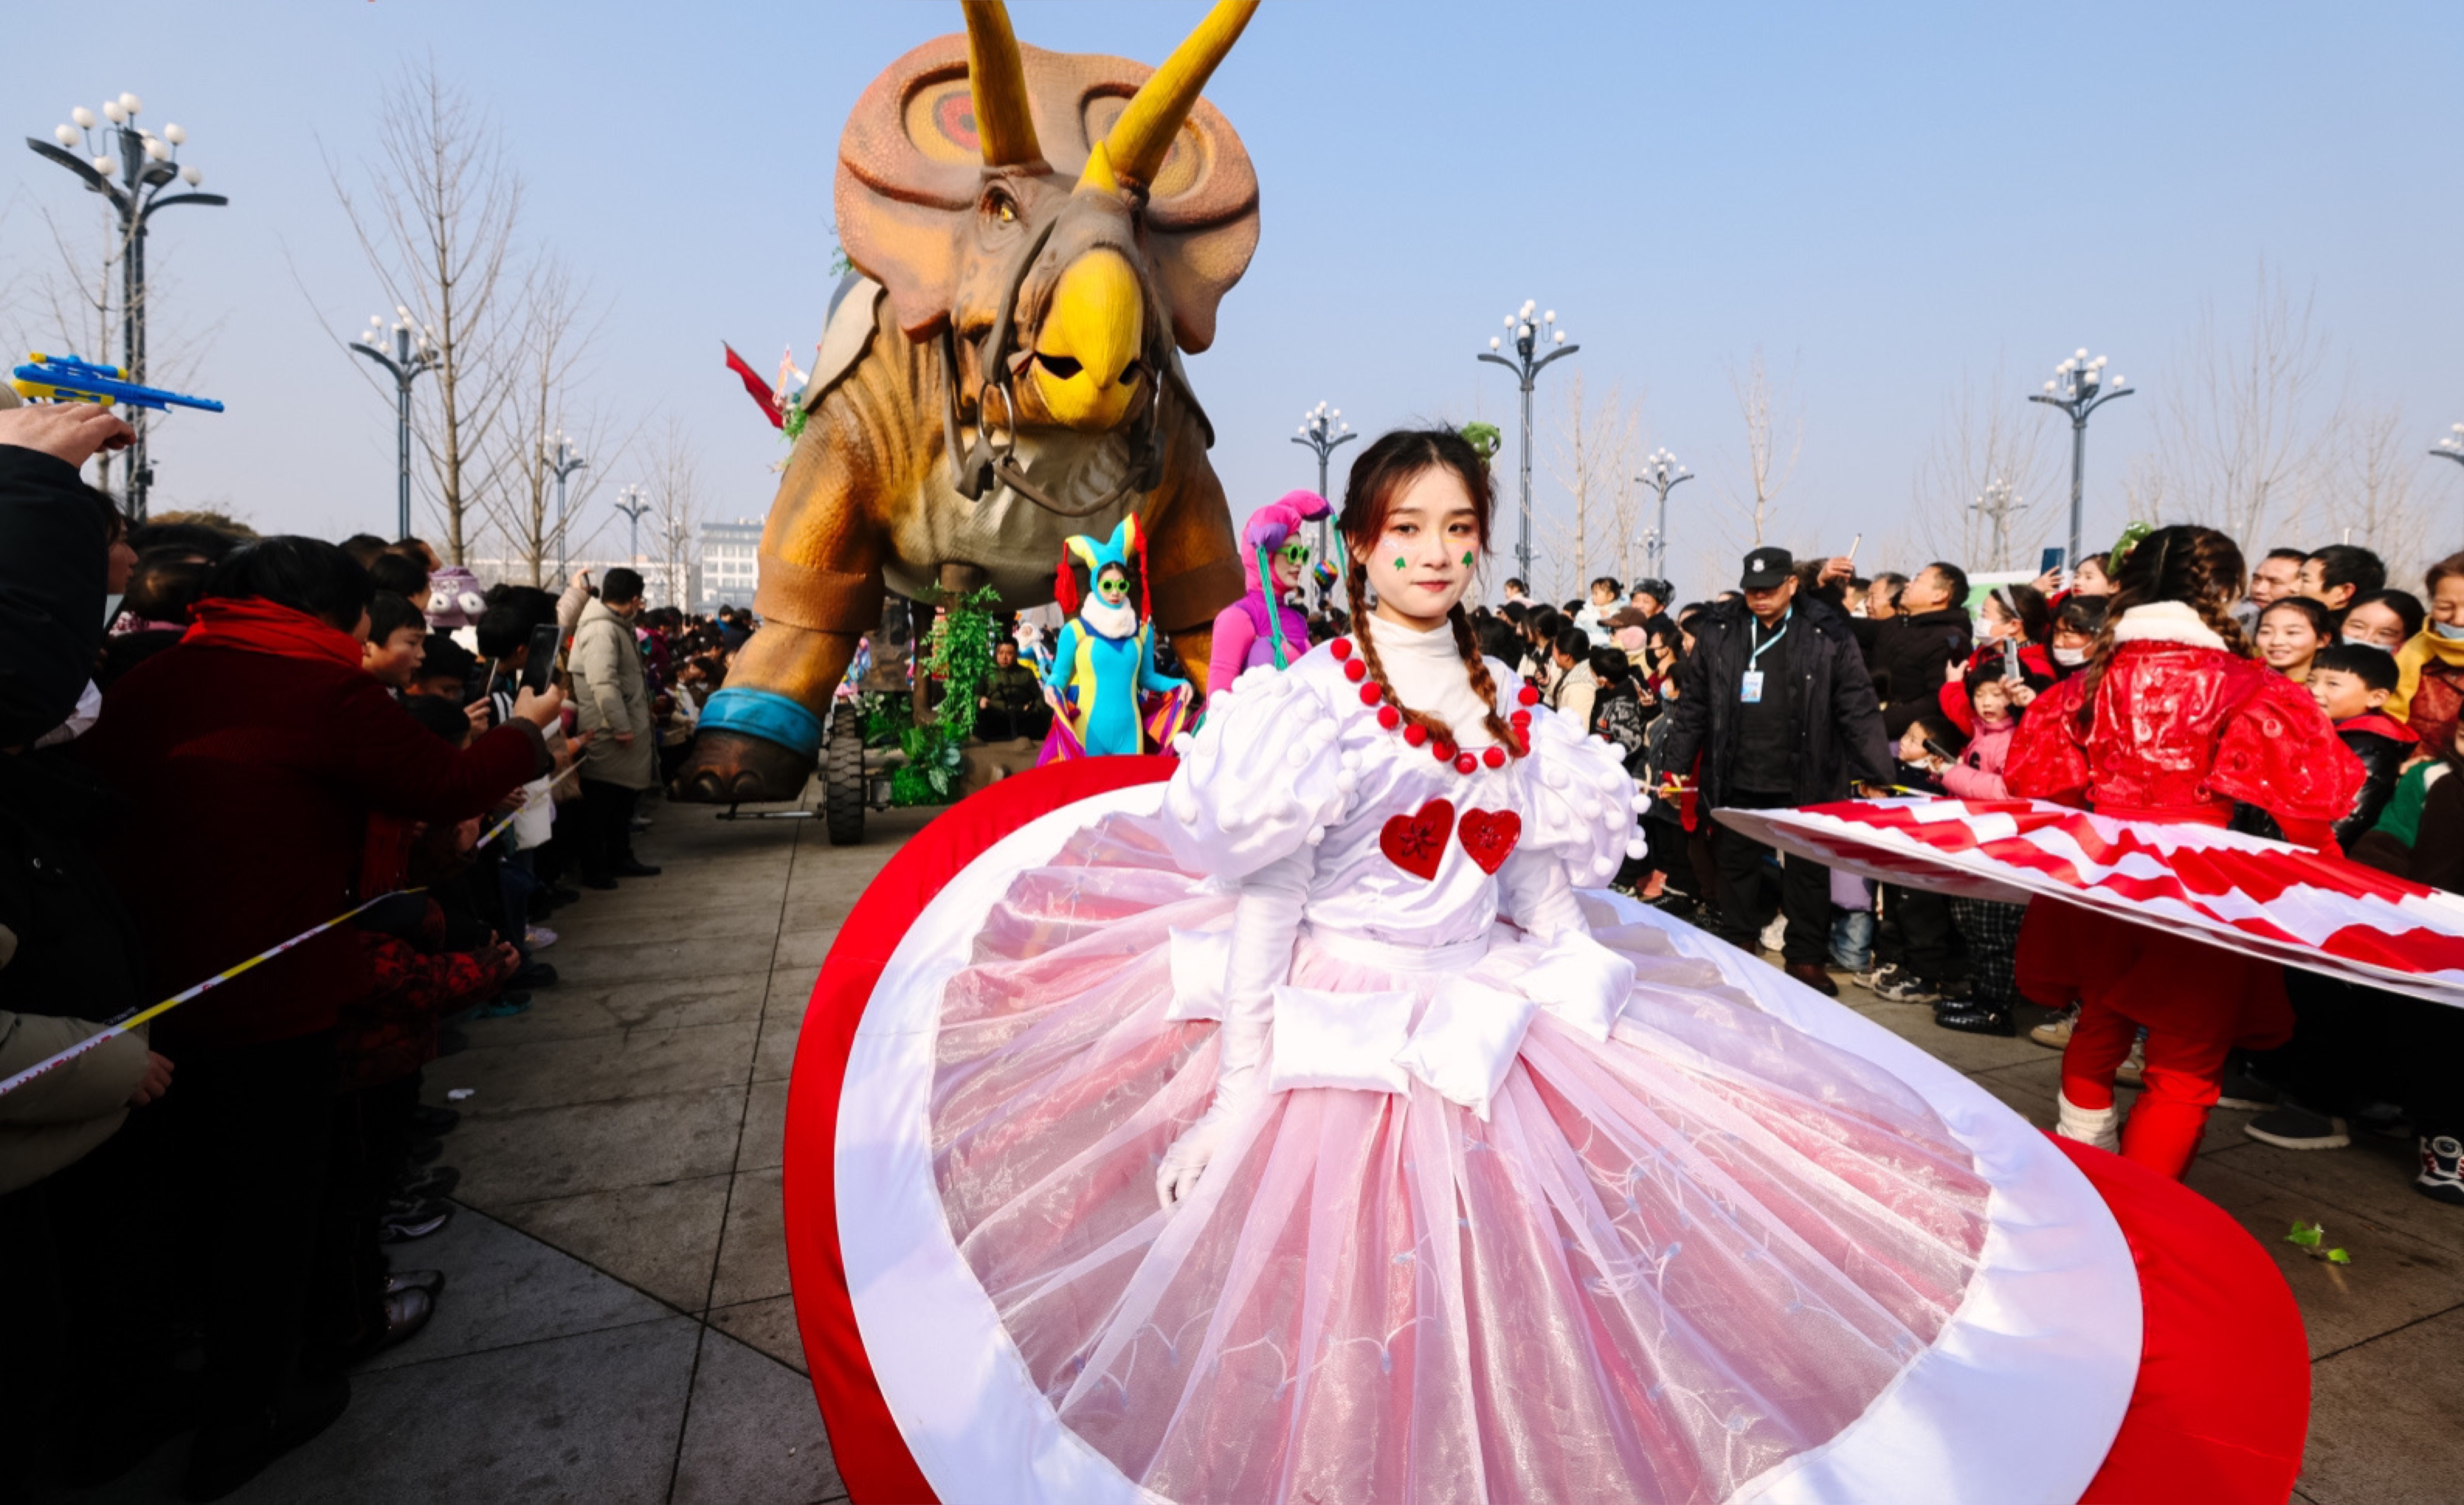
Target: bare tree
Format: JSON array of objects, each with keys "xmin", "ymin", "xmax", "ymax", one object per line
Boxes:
[
  {"xmin": 1913, "ymin": 357, "xmax": 2058, "ymax": 568},
  {"xmin": 648, "ymin": 421, "xmax": 704, "ymax": 610},
  {"xmin": 482, "ymin": 257, "xmax": 618, "ymax": 584},
  {"xmin": 1722, "ymin": 348, "xmax": 1801, "ymax": 550},
  {"xmin": 330, "ymin": 61, "xmax": 526, "ymax": 562},
  {"xmin": 2331, "ymin": 407, "xmax": 2435, "ymax": 589},
  {"xmin": 1541, "ymin": 373, "xmax": 1644, "ymax": 600},
  {"xmin": 2140, "ymin": 264, "xmax": 2345, "ymax": 551}
]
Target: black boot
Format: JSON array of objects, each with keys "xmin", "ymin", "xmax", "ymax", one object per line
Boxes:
[{"xmin": 1935, "ymin": 998, "xmax": 2016, "ymax": 1036}]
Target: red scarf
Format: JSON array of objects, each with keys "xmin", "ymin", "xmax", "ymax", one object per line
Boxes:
[{"xmin": 182, "ymin": 596, "xmax": 366, "ymax": 670}]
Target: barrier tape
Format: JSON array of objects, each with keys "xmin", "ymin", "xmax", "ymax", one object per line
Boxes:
[{"xmin": 0, "ymin": 756, "xmax": 586, "ymax": 1102}]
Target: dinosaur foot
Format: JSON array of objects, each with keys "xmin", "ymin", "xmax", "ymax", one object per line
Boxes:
[{"xmin": 670, "ymin": 729, "xmax": 818, "ymax": 805}]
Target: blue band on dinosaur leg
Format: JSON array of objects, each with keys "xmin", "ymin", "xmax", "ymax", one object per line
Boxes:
[{"xmin": 698, "ymin": 687, "xmax": 826, "ymax": 759}]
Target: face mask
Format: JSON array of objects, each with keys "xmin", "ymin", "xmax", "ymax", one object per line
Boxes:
[
  {"xmin": 2435, "ymin": 621, "xmax": 2464, "ymax": 641},
  {"xmin": 101, "ymin": 592, "xmax": 124, "ymax": 629},
  {"xmin": 2052, "ymin": 646, "xmax": 2087, "ymax": 666}
]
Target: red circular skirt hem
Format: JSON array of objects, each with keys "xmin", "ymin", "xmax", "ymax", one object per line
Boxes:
[{"xmin": 779, "ymin": 759, "xmax": 2311, "ymax": 1505}]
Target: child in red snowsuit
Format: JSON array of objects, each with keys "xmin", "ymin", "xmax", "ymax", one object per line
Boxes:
[{"xmin": 2005, "ymin": 526, "xmax": 2365, "ymax": 1179}]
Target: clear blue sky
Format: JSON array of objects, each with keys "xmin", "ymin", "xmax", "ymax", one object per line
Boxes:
[{"xmin": 6, "ymin": 1, "xmax": 2460, "ymax": 602}]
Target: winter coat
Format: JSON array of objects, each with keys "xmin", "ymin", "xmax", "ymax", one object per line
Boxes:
[
  {"xmin": 1589, "ymin": 680, "xmax": 1650, "ymax": 777},
  {"xmin": 0, "ymin": 1011, "xmax": 148, "ymax": 1195},
  {"xmin": 1657, "ymin": 596, "xmax": 1894, "ymax": 811},
  {"xmin": 2353, "ymin": 763, "xmax": 2464, "ymax": 892},
  {"xmin": 0, "ymin": 444, "xmax": 110, "ymax": 746},
  {"xmin": 984, "ymin": 661, "xmax": 1046, "ymax": 716},
  {"xmin": 2005, "ymin": 603, "xmax": 2362, "ymax": 849},
  {"xmin": 1938, "ymin": 640, "xmax": 2058, "ymax": 737},
  {"xmin": 570, "ymin": 598, "xmax": 656, "ymax": 789},
  {"xmin": 1940, "ymin": 719, "xmax": 2016, "ymax": 801},
  {"xmin": 1851, "ymin": 605, "xmax": 1974, "ymax": 739},
  {"xmin": 1548, "ymin": 659, "xmax": 1599, "ymax": 734},
  {"xmin": 0, "ymin": 745, "xmax": 152, "ymax": 1193},
  {"xmin": 77, "ymin": 642, "xmax": 546, "ymax": 1051}
]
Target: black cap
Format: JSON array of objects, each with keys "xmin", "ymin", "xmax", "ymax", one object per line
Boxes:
[{"xmin": 1739, "ymin": 548, "xmax": 1794, "ymax": 590}]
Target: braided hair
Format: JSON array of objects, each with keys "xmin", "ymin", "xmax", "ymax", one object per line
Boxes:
[
  {"xmin": 1338, "ymin": 429, "xmax": 1519, "ymax": 753},
  {"xmin": 2073, "ymin": 524, "xmax": 2252, "ymax": 730}
]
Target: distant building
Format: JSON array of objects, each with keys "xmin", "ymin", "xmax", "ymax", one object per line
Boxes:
[{"xmin": 701, "ymin": 518, "xmax": 762, "ymax": 611}]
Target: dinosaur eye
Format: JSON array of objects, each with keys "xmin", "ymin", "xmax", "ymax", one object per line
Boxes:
[{"xmin": 983, "ymin": 188, "xmax": 1020, "ymax": 226}]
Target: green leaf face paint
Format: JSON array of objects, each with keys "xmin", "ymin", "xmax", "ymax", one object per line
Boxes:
[{"xmin": 1392, "ymin": 557, "xmax": 1406, "ymax": 569}]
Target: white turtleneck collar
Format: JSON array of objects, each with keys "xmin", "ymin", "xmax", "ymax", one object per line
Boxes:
[{"xmin": 1361, "ymin": 610, "xmax": 1497, "ymax": 745}]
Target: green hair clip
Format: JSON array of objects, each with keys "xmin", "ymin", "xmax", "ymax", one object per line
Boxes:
[{"xmin": 2106, "ymin": 521, "xmax": 2154, "ymax": 576}]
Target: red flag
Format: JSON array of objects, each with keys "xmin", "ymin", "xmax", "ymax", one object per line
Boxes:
[{"xmin": 723, "ymin": 342, "xmax": 783, "ymax": 430}]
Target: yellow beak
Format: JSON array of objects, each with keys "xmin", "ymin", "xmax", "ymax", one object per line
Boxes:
[{"xmin": 1031, "ymin": 249, "xmax": 1144, "ymax": 432}]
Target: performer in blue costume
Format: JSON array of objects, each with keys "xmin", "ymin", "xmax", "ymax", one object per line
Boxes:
[{"xmin": 1041, "ymin": 516, "xmax": 1189, "ymax": 760}]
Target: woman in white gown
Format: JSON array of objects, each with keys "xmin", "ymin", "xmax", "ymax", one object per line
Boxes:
[{"xmin": 810, "ymin": 431, "xmax": 2285, "ymax": 1505}]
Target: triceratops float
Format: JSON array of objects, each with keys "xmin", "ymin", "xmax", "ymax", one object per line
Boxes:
[{"xmin": 677, "ymin": 0, "xmax": 1260, "ymax": 808}]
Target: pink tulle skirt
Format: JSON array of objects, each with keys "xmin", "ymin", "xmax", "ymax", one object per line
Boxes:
[{"xmin": 924, "ymin": 812, "xmax": 1993, "ymax": 1504}]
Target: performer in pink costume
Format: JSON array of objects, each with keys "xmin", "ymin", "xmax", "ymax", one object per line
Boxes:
[
  {"xmin": 827, "ymin": 429, "xmax": 2159, "ymax": 1504},
  {"xmin": 1205, "ymin": 488, "xmax": 1332, "ymax": 692}
]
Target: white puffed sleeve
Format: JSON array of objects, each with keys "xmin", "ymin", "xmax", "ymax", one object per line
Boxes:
[
  {"xmin": 1502, "ymin": 684, "xmax": 1645, "ymax": 933},
  {"xmin": 1160, "ymin": 667, "xmax": 1349, "ymax": 883}
]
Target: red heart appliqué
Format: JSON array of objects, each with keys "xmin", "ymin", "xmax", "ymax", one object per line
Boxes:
[
  {"xmin": 1380, "ymin": 799, "xmax": 1456, "ymax": 881},
  {"xmin": 1458, "ymin": 809, "xmax": 1522, "ymax": 874}
]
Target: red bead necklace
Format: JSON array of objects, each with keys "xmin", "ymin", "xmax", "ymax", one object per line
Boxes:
[{"xmin": 1332, "ymin": 636, "xmax": 1529, "ymax": 772}]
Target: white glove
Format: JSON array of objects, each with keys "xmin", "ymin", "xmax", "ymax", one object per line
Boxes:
[{"xmin": 1157, "ymin": 853, "xmax": 1307, "ymax": 1208}]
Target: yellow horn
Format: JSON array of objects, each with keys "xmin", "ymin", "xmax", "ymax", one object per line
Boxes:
[
  {"xmin": 962, "ymin": 0, "xmax": 1042, "ymax": 167},
  {"xmin": 1084, "ymin": 0, "xmax": 1257, "ymax": 189}
]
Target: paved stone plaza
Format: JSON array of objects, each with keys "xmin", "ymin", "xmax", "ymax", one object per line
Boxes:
[{"xmin": 47, "ymin": 789, "xmax": 2464, "ymax": 1503}]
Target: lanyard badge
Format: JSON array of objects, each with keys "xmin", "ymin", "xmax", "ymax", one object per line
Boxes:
[{"xmin": 1741, "ymin": 610, "xmax": 1791, "ymax": 704}]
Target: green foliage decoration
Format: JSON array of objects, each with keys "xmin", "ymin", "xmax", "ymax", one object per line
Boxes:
[{"xmin": 886, "ymin": 584, "xmax": 1004, "ymax": 806}]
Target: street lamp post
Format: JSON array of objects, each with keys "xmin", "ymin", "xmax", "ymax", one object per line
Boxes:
[
  {"xmin": 546, "ymin": 431, "xmax": 588, "ymax": 579},
  {"xmin": 2028, "ymin": 349, "xmax": 2133, "ymax": 574},
  {"xmin": 2432, "ymin": 424, "xmax": 2464, "ymax": 520},
  {"xmin": 27, "ymin": 94, "xmax": 227, "ymax": 519},
  {"xmin": 613, "ymin": 485, "xmax": 651, "ymax": 565},
  {"xmin": 1292, "ymin": 401, "xmax": 1355, "ymax": 594},
  {"xmin": 1636, "ymin": 448, "xmax": 1691, "ymax": 582},
  {"xmin": 351, "ymin": 309, "xmax": 438, "ymax": 539},
  {"xmin": 1972, "ymin": 475, "xmax": 2018, "ymax": 569},
  {"xmin": 1477, "ymin": 299, "xmax": 1578, "ymax": 590}
]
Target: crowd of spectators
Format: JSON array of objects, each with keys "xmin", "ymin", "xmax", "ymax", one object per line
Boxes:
[
  {"xmin": 1492, "ymin": 539, "xmax": 2464, "ymax": 1208},
  {"xmin": 0, "ymin": 398, "xmax": 750, "ymax": 1502}
]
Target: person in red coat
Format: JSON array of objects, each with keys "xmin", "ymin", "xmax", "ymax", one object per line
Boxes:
[
  {"xmin": 2004, "ymin": 525, "xmax": 2365, "ymax": 1180},
  {"xmin": 75, "ymin": 536, "xmax": 561, "ymax": 1499}
]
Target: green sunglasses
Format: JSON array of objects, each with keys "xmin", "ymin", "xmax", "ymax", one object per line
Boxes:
[{"xmin": 1273, "ymin": 541, "xmax": 1311, "ymax": 565}]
